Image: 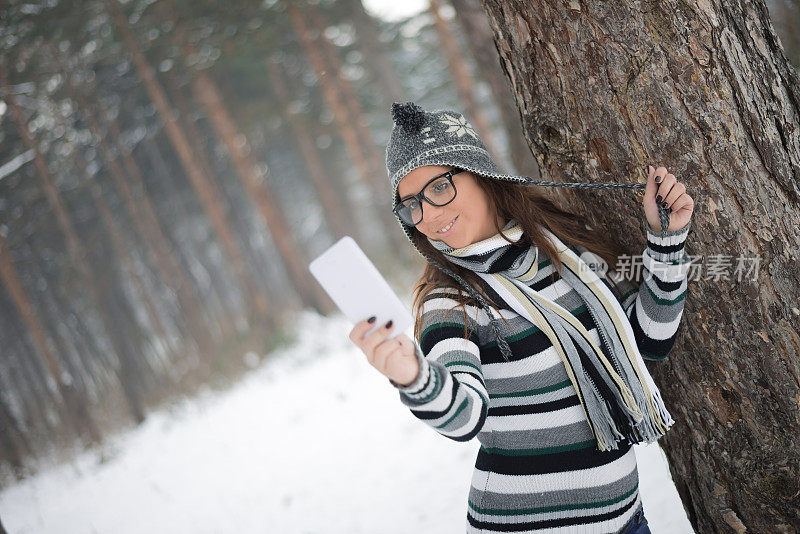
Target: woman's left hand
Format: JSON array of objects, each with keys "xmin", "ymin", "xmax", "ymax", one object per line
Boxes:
[{"xmin": 644, "ymin": 165, "xmax": 694, "ymax": 233}]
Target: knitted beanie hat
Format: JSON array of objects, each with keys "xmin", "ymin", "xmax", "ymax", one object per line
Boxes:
[{"xmin": 385, "ymin": 101, "xmax": 671, "ymax": 360}]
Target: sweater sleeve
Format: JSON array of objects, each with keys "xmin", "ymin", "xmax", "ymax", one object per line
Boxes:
[
  {"xmin": 386, "ymin": 290, "xmax": 489, "ymax": 442},
  {"xmin": 600, "ymin": 217, "xmax": 692, "ymax": 360}
]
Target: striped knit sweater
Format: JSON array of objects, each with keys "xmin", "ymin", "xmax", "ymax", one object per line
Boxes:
[{"xmin": 390, "ymin": 218, "xmax": 691, "ymax": 533}]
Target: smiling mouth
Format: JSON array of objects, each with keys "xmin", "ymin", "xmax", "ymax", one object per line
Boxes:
[{"xmin": 436, "ymin": 215, "xmax": 458, "ymax": 234}]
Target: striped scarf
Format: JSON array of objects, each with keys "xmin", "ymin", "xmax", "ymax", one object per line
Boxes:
[{"xmin": 427, "ymin": 219, "xmax": 674, "ymax": 451}]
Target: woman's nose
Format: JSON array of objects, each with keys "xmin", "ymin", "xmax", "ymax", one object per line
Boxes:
[{"xmin": 421, "ymin": 199, "xmax": 446, "ymax": 222}]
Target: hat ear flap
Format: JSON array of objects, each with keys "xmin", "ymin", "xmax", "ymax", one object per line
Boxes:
[{"xmin": 391, "ymin": 101, "xmax": 426, "ymax": 134}]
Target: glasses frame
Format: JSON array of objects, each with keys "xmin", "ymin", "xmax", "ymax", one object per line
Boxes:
[{"xmin": 393, "ymin": 168, "xmax": 465, "ymax": 227}]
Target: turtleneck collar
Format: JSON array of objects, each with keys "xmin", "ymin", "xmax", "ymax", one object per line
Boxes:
[{"xmin": 426, "ymin": 219, "xmax": 538, "ymax": 278}]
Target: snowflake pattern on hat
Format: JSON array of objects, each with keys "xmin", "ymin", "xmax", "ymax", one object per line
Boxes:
[{"xmin": 439, "ymin": 113, "xmax": 478, "ymax": 139}]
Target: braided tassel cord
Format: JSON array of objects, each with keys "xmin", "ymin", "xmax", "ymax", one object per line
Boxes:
[{"xmin": 513, "ymin": 177, "xmax": 672, "ymax": 233}]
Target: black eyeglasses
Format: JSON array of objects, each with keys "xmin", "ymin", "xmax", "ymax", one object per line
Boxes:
[{"xmin": 393, "ymin": 168, "xmax": 464, "ymax": 226}]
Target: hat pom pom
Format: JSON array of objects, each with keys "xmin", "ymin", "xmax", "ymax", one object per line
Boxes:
[{"xmin": 391, "ymin": 101, "xmax": 426, "ymax": 134}]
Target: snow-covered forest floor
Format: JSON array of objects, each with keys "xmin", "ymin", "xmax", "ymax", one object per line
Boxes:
[{"xmin": 0, "ymin": 310, "xmax": 696, "ymax": 533}]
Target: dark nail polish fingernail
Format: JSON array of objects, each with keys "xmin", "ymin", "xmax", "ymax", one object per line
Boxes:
[
  {"xmin": 385, "ymin": 320, "xmax": 393, "ymax": 329},
  {"xmin": 656, "ymin": 176, "xmax": 662, "ymax": 183},
  {"xmin": 368, "ymin": 316, "xmax": 376, "ymax": 323},
  {"xmin": 661, "ymin": 201, "xmax": 668, "ymax": 208},
  {"xmin": 667, "ymin": 207, "xmax": 673, "ymax": 213},
  {"xmin": 656, "ymin": 195, "xmax": 662, "ymax": 202}
]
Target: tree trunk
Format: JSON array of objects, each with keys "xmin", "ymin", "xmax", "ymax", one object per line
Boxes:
[
  {"xmin": 106, "ymin": 1, "xmax": 270, "ymax": 326},
  {"xmin": 149, "ymin": 0, "xmax": 330, "ymax": 316},
  {"xmin": 0, "ymin": 231, "xmax": 101, "ymax": 446},
  {"xmin": 287, "ymin": 3, "xmax": 412, "ymax": 258},
  {"xmin": 0, "ymin": 61, "xmax": 146, "ymax": 430},
  {"xmin": 2, "ymin": 303, "xmax": 59, "ymax": 439},
  {"xmin": 428, "ymin": 0, "xmax": 502, "ymax": 160},
  {"xmin": 139, "ymin": 127, "xmax": 240, "ymax": 340},
  {"xmin": 158, "ymin": 67, "xmax": 262, "ymax": 334},
  {"xmin": 161, "ymin": 67, "xmax": 221, "ymax": 204},
  {"xmin": 0, "ymin": 388, "xmax": 29, "ymax": 478},
  {"xmin": 104, "ymin": 109, "xmax": 262, "ymax": 334},
  {"xmin": 305, "ymin": 5, "xmax": 392, "ymax": 187},
  {"xmin": 264, "ymin": 57, "xmax": 357, "ymax": 242},
  {"xmin": 188, "ymin": 66, "xmax": 334, "ymax": 316},
  {"xmin": 350, "ymin": 0, "xmax": 408, "ymax": 105},
  {"xmin": 137, "ymin": 69, "xmax": 269, "ymax": 328},
  {"xmin": 58, "ymin": 105, "xmax": 174, "ymax": 355},
  {"xmin": 61, "ymin": 66, "xmax": 215, "ymax": 366},
  {"xmin": 70, "ymin": 145, "xmax": 175, "ymax": 365},
  {"xmin": 3, "ymin": 309, "xmax": 58, "ymax": 455},
  {"xmin": 480, "ymin": 1, "xmax": 800, "ymax": 532}
]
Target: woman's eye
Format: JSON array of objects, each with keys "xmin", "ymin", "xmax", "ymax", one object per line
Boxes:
[{"xmin": 432, "ymin": 182, "xmax": 449, "ymax": 193}]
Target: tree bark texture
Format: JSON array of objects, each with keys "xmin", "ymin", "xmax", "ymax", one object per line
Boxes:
[{"xmin": 479, "ymin": 1, "xmax": 800, "ymax": 532}]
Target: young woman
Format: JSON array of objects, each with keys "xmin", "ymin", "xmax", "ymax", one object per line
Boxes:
[{"xmin": 349, "ymin": 102, "xmax": 694, "ymax": 533}]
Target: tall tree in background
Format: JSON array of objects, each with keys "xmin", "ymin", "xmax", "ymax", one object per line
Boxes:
[
  {"xmin": 59, "ymin": 58, "xmax": 216, "ymax": 360},
  {"xmin": 0, "ymin": 391, "xmax": 27, "ymax": 476},
  {"xmin": 137, "ymin": 123, "xmax": 242, "ymax": 340},
  {"xmin": 0, "ymin": 62, "xmax": 148, "ymax": 426},
  {"xmin": 153, "ymin": 67, "xmax": 263, "ymax": 335},
  {"xmin": 265, "ymin": 57, "xmax": 356, "ymax": 242},
  {"xmin": 306, "ymin": 5, "xmax": 390, "ymax": 186},
  {"xmin": 449, "ymin": 0, "xmax": 541, "ymax": 180},
  {"xmin": 153, "ymin": 8, "xmax": 333, "ymax": 316},
  {"xmin": 428, "ymin": 0, "xmax": 502, "ymax": 161},
  {"xmin": 69, "ymin": 145, "xmax": 174, "ymax": 364},
  {"xmin": 287, "ymin": 3, "xmax": 412, "ymax": 259},
  {"xmin": 479, "ymin": 0, "xmax": 800, "ymax": 531},
  {"xmin": 106, "ymin": 0, "xmax": 271, "ymax": 326},
  {"xmin": 0, "ymin": 230, "xmax": 101, "ymax": 446},
  {"xmin": 348, "ymin": 0, "xmax": 408, "ymax": 107}
]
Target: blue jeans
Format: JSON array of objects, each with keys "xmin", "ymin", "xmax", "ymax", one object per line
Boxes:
[{"xmin": 619, "ymin": 507, "xmax": 651, "ymax": 534}]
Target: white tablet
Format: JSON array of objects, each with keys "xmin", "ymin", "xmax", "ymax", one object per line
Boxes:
[{"xmin": 308, "ymin": 236, "xmax": 413, "ymax": 340}]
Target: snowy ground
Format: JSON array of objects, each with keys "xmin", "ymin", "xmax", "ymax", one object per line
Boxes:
[{"xmin": 0, "ymin": 310, "xmax": 695, "ymax": 533}]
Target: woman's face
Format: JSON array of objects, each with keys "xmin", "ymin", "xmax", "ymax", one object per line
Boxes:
[{"xmin": 397, "ymin": 165, "xmax": 505, "ymax": 249}]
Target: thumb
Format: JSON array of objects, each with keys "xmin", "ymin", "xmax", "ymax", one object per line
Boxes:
[{"xmin": 645, "ymin": 165, "xmax": 659, "ymax": 198}]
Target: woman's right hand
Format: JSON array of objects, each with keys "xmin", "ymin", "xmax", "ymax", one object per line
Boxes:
[{"xmin": 349, "ymin": 317, "xmax": 420, "ymax": 387}]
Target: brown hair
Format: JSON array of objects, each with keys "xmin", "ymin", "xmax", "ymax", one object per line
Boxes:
[{"xmin": 410, "ymin": 169, "xmax": 628, "ymax": 342}]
